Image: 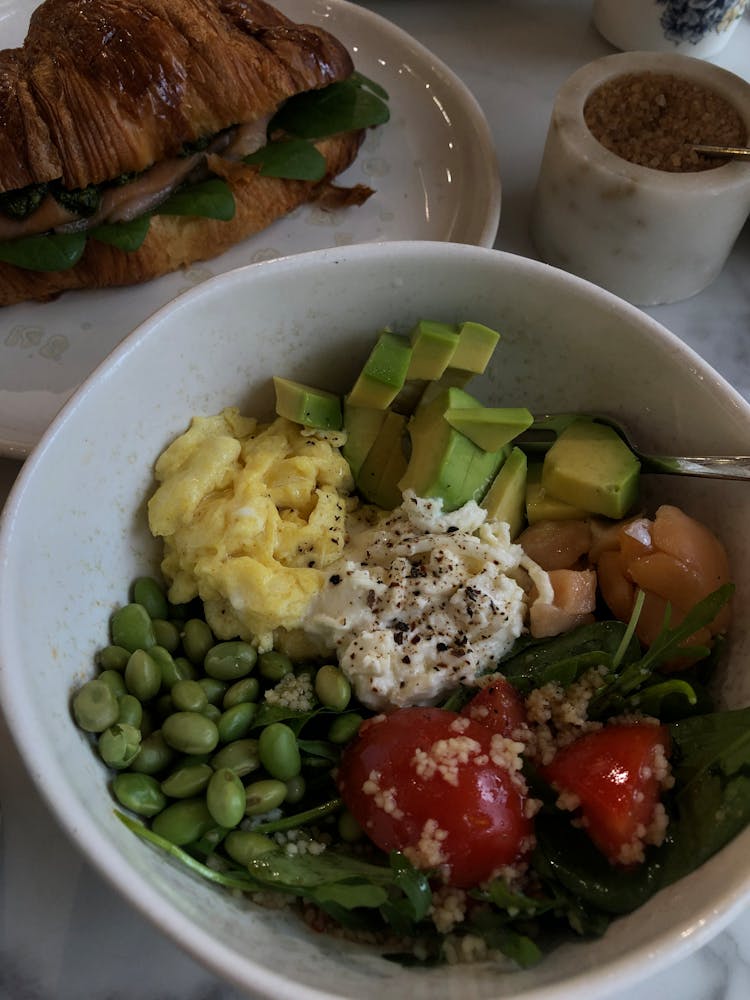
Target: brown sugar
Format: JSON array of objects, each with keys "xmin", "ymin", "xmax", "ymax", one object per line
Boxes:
[{"xmin": 583, "ymin": 72, "xmax": 747, "ymax": 172}]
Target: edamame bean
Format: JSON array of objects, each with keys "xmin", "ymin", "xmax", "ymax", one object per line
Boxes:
[
  {"xmin": 327, "ymin": 712, "xmax": 363, "ymax": 745},
  {"xmin": 174, "ymin": 656, "xmax": 198, "ymax": 681},
  {"xmin": 129, "ymin": 730, "xmax": 175, "ymax": 775},
  {"xmin": 203, "ymin": 704, "xmax": 221, "ymax": 723},
  {"xmin": 206, "ymin": 768, "xmax": 245, "ymax": 828},
  {"xmin": 149, "ymin": 645, "xmax": 187, "ymax": 690},
  {"xmin": 125, "ymin": 649, "xmax": 161, "ymax": 701},
  {"xmin": 244, "ymin": 778, "xmax": 287, "ymax": 816},
  {"xmin": 258, "ymin": 650, "xmax": 293, "ymax": 682},
  {"xmin": 258, "ymin": 722, "xmax": 301, "ymax": 781},
  {"xmin": 204, "ymin": 641, "xmax": 257, "ymax": 681},
  {"xmin": 224, "ymin": 830, "xmax": 277, "ymax": 864},
  {"xmin": 181, "ymin": 619, "xmax": 214, "ymax": 666},
  {"xmin": 198, "ymin": 677, "xmax": 227, "ymax": 706},
  {"xmin": 211, "ymin": 738, "xmax": 260, "ymax": 777},
  {"xmin": 285, "ymin": 774, "xmax": 306, "ymax": 805},
  {"xmin": 112, "ymin": 772, "xmax": 166, "ymax": 817},
  {"xmin": 171, "ymin": 679, "xmax": 208, "ymax": 714},
  {"xmin": 97, "ymin": 669, "xmax": 127, "ymax": 700},
  {"xmin": 222, "ymin": 677, "xmax": 260, "ymax": 709},
  {"xmin": 162, "ymin": 711, "xmax": 219, "ymax": 755},
  {"xmin": 152, "ymin": 619, "xmax": 180, "ymax": 653},
  {"xmin": 111, "ymin": 603, "xmax": 156, "ymax": 653},
  {"xmin": 151, "ymin": 798, "xmax": 214, "ymax": 845},
  {"xmin": 95, "ymin": 645, "xmax": 130, "ymax": 672},
  {"xmin": 132, "ymin": 577, "xmax": 169, "ymax": 621},
  {"xmin": 98, "ymin": 723, "xmax": 141, "ymax": 769},
  {"xmin": 338, "ymin": 809, "xmax": 364, "ymax": 843},
  {"xmin": 218, "ymin": 702, "xmax": 257, "ymax": 743},
  {"xmin": 117, "ymin": 694, "xmax": 143, "ymax": 729},
  {"xmin": 315, "ymin": 665, "xmax": 351, "ymax": 712},
  {"xmin": 72, "ymin": 679, "xmax": 120, "ymax": 733},
  {"xmin": 160, "ymin": 762, "xmax": 213, "ymax": 799}
]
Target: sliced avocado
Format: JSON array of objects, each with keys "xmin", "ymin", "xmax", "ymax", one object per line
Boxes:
[
  {"xmin": 273, "ymin": 376, "xmax": 342, "ymax": 430},
  {"xmin": 445, "ymin": 406, "xmax": 534, "ymax": 452},
  {"xmin": 450, "ymin": 321, "xmax": 501, "ymax": 374},
  {"xmin": 398, "ymin": 387, "xmax": 505, "ymax": 511},
  {"xmin": 342, "ymin": 399, "xmax": 388, "ymax": 479},
  {"xmin": 406, "ymin": 320, "xmax": 460, "ymax": 380},
  {"xmin": 541, "ymin": 419, "xmax": 640, "ymax": 519},
  {"xmin": 357, "ymin": 410, "xmax": 408, "ymax": 509},
  {"xmin": 526, "ymin": 464, "xmax": 588, "ymax": 524},
  {"xmin": 482, "ymin": 446, "xmax": 527, "ymax": 538},
  {"xmin": 347, "ymin": 331, "xmax": 413, "ymax": 409}
]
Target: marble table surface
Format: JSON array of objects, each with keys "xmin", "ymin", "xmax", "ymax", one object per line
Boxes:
[{"xmin": 1, "ymin": 2, "xmax": 750, "ymax": 998}]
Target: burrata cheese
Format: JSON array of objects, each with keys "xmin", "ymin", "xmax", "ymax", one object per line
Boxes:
[{"xmin": 302, "ymin": 492, "xmax": 554, "ymax": 710}]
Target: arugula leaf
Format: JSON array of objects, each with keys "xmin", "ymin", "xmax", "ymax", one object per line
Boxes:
[
  {"xmin": 588, "ymin": 584, "xmax": 733, "ymax": 718},
  {"xmin": 480, "ymin": 877, "xmax": 555, "ymax": 918},
  {"xmin": 660, "ymin": 707, "xmax": 750, "ymax": 885},
  {"xmin": 250, "ymin": 797, "xmax": 342, "ymax": 835},
  {"xmin": 244, "ymin": 138, "xmax": 327, "ymax": 180},
  {"xmin": 498, "ymin": 620, "xmax": 638, "ymax": 694},
  {"xmin": 465, "ymin": 910, "xmax": 543, "ymax": 968},
  {"xmin": 297, "ymin": 738, "xmax": 340, "ymax": 762},
  {"xmin": 251, "ymin": 703, "xmax": 320, "ymax": 732},
  {"xmin": 156, "ymin": 178, "xmax": 236, "ymax": 220},
  {"xmin": 271, "ymin": 77, "xmax": 390, "ymax": 140},
  {"xmin": 89, "ymin": 215, "xmax": 151, "ymax": 252},
  {"xmin": 390, "ymin": 851, "xmax": 432, "ymax": 922},
  {"xmin": 349, "ymin": 71, "xmax": 390, "ymax": 102},
  {"xmin": 623, "ymin": 678, "xmax": 700, "ymax": 719},
  {"xmin": 0, "ymin": 230, "xmax": 86, "ymax": 272}
]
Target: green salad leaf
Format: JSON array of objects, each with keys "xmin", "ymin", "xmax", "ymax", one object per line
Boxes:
[
  {"xmin": 271, "ymin": 76, "xmax": 390, "ymax": 140},
  {"xmin": 244, "ymin": 137, "xmax": 328, "ymax": 180},
  {"xmin": 155, "ymin": 177, "xmax": 236, "ymax": 220},
  {"xmin": 89, "ymin": 215, "xmax": 151, "ymax": 252},
  {"xmin": 0, "ymin": 230, "xmax": 87, "ymax": 272}
]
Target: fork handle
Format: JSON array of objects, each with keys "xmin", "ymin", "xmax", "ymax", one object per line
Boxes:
[{"xmin": 640, "ymin": 455, "xmax": 750, "ymax": 480}]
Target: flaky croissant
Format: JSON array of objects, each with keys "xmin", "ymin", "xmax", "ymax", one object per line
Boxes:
[{"xmin": 0, "ymin": 0, "xmax": 372, "ymax": 306}]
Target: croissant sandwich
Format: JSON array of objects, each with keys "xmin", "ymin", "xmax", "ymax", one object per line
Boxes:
[{"xmin": 0, "ymin": 0, "xmax": 389, "ymax": 307}]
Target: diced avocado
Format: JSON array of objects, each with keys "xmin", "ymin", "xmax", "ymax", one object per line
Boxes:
[
  {"xmin": 342, "ymin": 399, "xmax": 388, "ymax": 479},
  {"xmin": 398, "ymin": 388, "xmax": 505, "ymax": 511},
  {"xmin": 406, "ymin": 320, "xmax": 460, "ymax": 380},
  {"xmin": 273, "ymin": 376, "xmax": 342, "ymax": 430},
  {"xmin": 347, "ymin": 331, "xmax": 413, "ymax": 409},
  {"xmin": 449, "ymin": 321, "xmax": 501, "ymax": 374},
  {"xmin": 541, "ymin": 419, "xmax": 640, "ymax": 519},
  {"xmin": 445, "ymin": 406, "xmax": 534, "ymax": 452},
  {"xmin": 357, "ymin": 410, "xmax": 408, "ymax": 509},
  {"xmin": 482, "ymin": 447, "xmax": 527, "ymax": 538},
  {"xmin": 526, "ymin": 464, "xmax": 588, "ymax": 524}
]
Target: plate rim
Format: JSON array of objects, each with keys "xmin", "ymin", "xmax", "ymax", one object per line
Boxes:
[{"xmin": 0, "ymin": 0, "xmax": 501, "ymax": 459}]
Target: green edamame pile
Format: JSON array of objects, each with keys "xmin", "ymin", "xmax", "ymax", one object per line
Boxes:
[{"xmin": 71, "ymin": 576, "xmax": 368, "ymax": 863}]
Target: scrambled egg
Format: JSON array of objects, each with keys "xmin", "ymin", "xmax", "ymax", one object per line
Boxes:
[{"xmin": 147, "ymin": 408, "xmax": 354, "ymax": 651}]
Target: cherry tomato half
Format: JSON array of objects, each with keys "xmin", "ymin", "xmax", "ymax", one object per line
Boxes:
[
  {"xmin": 461, "ymin": 676, "xmax": 527, "ymax": 738},
  {"xmin": 337, "ymin": 707, "xmax": 533, "ymax": 887}
]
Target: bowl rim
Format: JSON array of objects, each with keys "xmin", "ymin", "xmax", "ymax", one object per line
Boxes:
[{"xmin": 2, "ymin": 240, "xmax": 750, "ymax": 1000}]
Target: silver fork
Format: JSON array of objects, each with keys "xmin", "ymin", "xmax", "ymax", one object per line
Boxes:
[{"xmin": 516, "ymin": 413, "xmax": 750, "ymax": 481}]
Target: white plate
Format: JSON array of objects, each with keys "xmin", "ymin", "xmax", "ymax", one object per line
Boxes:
[{"xmin": 0, "ymin": 0, "xmax": 500, "ymax": 458}]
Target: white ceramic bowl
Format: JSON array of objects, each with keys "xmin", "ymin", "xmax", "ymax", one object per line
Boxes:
[{"xmin": 1, "ymin": 242, "xmax": 749, "ymax": 1000}]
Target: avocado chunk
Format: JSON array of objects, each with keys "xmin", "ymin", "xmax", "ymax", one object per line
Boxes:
[
  {"xmin": 406, "ymin": 320, "xmax": 460, "ymax": 380},
  {"xmin": 347, "ymin": 331, "xmax": 413, "ymax": 409},
  {"xmin": 398, "ymin": 387, "xmax": 505, "ymax": 511},
  {"xmin": 526, "ymin": 464, "xmax": 588, "ymax": 524},
  {"xmin": 449, "ymin": 321, "xmax": 501, "ymax": 374},
  {"xmin": 342, "ymin": 399, "xmax": 388, "ymax": 479},
  {"xmin": 356, "ymin": 410, "xmax": 408, "ymax": 510},
  {"xmin": 481, "ymin": 446, "xmax": 527, "ymax": 538},
  {"xmin": 541, "ymin": 419, "xmax": 640, "ymax": 519},
  {"xmin": 445, "ymin": 406, "xmax": 534, "ymax": 452},
  {"xmin": 273, "ymin": 376, "xmax": 342, "ymax": 430}
]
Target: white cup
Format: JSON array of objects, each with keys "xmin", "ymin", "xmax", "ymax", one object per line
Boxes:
[
  {"xmin": 593, "ymin": 0, "xmax": 748, "ymax": 58},
  {"xmin": 530, "ymin": 52, "xmax": 750, "ymax": 305}
]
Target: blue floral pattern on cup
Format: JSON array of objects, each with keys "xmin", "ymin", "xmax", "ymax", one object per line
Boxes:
[{"xmin": 657, "ymin": 0, "xmax": 748, "ymax": 44}]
